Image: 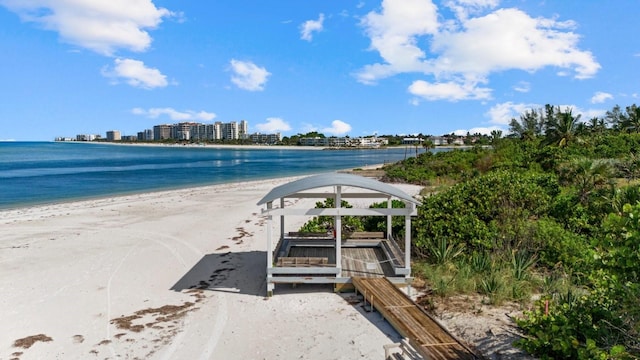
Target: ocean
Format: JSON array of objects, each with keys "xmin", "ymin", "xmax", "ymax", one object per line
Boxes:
[{"xmin": 0, "ymin": 141, "xmax": 428, "ymax": 209}]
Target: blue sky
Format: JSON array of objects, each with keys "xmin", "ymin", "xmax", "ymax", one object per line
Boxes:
[{"xmin": 1, "ymin": 0, "xmax": 639, "ymax": 141}]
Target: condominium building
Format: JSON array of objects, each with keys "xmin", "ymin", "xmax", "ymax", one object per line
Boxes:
[
  {"xmin": 145, "ymin": 120, "xmax": 255, "ymax": 142},
  {"xmin": 76, "ymin": 134, "xmax": 98, "ymax": 141},
  {"xmin": 249, "ymin": 132, "xmax": 281, "ymax": 144},
  {"xmin": 106, "ymin": 130, "xmax": 121, "ymax": 141},
  {"xmin": 220, "ymin": 121, "xmax": 238, "ymax": 140},
  {"xmin": 239, "ymin": 120, "xmax": 248, "ymax": 139},
  {"xmin": 153, "ymin": 125, "xmax": 172, "ymax": 140},
  {"xmin": 299, "ymin": 137, "xmax": 329, "ymax": 146}
]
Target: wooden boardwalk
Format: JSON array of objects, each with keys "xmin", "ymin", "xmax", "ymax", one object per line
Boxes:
[{"xmin": 352, "ymin": 277, "xmax": 478, "ymax": 360}]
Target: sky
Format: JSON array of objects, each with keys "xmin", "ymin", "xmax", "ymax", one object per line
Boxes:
[{"xmin": 1, "ymin": 0, "xmax": 639, "ymax": 141}]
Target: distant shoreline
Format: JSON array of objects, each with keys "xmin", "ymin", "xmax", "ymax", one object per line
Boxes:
[{"xmin": 53, "ymin": 140, "xmax": 472, "ymax": 151}]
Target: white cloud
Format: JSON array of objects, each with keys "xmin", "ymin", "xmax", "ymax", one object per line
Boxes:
[
  {"xmin": 1, "ymin": 0, "xmax": 174, "ymax": 56},
  {"xmin": 256, "ymin": 117, "xmax": 291, "ymax": 133},
  {"xmin": 486, "ymin": 101, "xmax": 540, "ymax": 125},
  {"xmin": 300, "ymin": 13, "xmax": 325, "ymax": 41},
  {"xmin": 591, "ymin": 91, "xmax": 613, "ymax": 104},
  {"xmin": 513, "ymin": 81, "xmax": 531, "ymax": 93},
  {"xmin": 102, "ymin": 58, "xmax": 168, "ymax": 89},
  {"xmin": 431, "ymin": 9, "xmax": 599, "ymax": 79},
  {"xmin": 486, "ymin": 102, "xmax": 606, "ymax": 127},
  {"xmin": 356, "ymin": 0, "xmax": 439, "ymax": 84},
  {"xmin": 408, "ymin": 80, "xmax": 491, "ymax": 101},
  {"xmin": 444, "ymin": 0, "xmax": 499, "ymax": 21},
  {"xmin": 357, "ymin": 1, "xmax": 600, "ymax": 101},
  {"xmin": 571, "ymin": 106, "xmax": 605, "ymax": 120},
  {"xmin": 229, "ymin": 59, "xmax": 271, "ymax": 91},
  {"xmin": 321, "ymin": 120, "xmax": 352, "ymax": 135},
  {"xmin": 301, "ymin": 123, "xmax": 318, "ymax": 133},
  {"xmin": 132, "ymin": 107, "xmax": 216, "ymax": 121}
]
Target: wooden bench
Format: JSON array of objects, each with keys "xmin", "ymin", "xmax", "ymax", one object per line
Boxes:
[
  {"xmin": 276, "ymin": 257, "xmax": 331, "ymax": 267},
  {"xmin": 350, "ymin": 231, "xmax": 386, "ymax": 239},
  {"xmin": 288, "ymin": 232, "xmax": 331, "ymax": 238}
]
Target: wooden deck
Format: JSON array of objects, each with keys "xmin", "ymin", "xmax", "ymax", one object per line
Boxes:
[
  {"xmin": 286, "ymin": 246, "xmax": 395, "ymax": 277},
  {"xmin": 352, "ymin": 277, "xmax": 478, "ymax": 360}
]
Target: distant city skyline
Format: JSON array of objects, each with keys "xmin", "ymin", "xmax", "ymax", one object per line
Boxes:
[{"xmin": 1, "ymin": 1, "xmax": 639, "ymax": 141}]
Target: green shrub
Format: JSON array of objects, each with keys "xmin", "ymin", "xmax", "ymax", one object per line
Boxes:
[
  {"xmin": 415, "ymin": 170, "xmax": 557, "ymax": 255},
  {"xmin": 516, "ymin": 272, "xmax": 638, "ymax": 359},
  {"xmin": 532, "ymin": 218, "xmax": 594, "ymax": 274}
]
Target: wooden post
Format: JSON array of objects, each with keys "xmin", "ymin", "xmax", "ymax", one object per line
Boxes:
[
  {"xmin": 266, "ymin": 202, "xmax": 274, "ymax": 297},
  {"xmin": 386, "ymin": 197, "xmax": 392, "ymax": 239},
  {"xmin": 280, "ymin": 198, "xmax": 285, "ymax": 239},
  {"xmin": 405, "ymin": 210, "xmax": 411, "ymax": 277}
]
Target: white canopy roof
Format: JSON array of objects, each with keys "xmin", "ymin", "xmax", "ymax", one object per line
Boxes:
[{"xmin": 257, "ymin": 173, "xmax": 421, "ymax": 206}]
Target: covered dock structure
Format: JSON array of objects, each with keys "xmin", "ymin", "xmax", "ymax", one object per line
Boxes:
[{"xmin": 257, "ymin": 173, "xmax": 420, "ymax": 296}]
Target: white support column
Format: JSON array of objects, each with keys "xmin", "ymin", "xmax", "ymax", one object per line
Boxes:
[
  {"xmin": 335, "ymin": 186, "xmax": 342, "ymax": 277},
  {"xmin": 386, "ymin": 197, "xmax": 392, "ymax": 239},
  {"xmin": 280, "ymin": 198, "xmax": 285, "ymax": 238},
  {"xmin": 266, "ymin": 202, "xmax": 274, "ymax": 296},
  {"xmin": 404, "ymin": 207, "xmax": 412, "ymax": 276}
]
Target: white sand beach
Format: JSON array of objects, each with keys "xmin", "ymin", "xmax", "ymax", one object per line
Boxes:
[{"xmin": 0, "ymin": 175, "xmax": 423, "ymax": 360}]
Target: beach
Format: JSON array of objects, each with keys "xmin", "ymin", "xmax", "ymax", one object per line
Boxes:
[{"xmin": 0, "ymin": 175, "xmax": 423, "ymax": 360}]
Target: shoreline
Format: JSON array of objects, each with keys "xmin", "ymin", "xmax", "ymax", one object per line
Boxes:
[
  {"xmin": 0, "ymin": 172, "xmax": 423, "ymax": 359},
  {"xmin": 0, "ymin": 163, "xmax": 388, "ymax": 213},
  {"xmin": 52, "ymin": 139, "xmax": 472, "ymax": 151}
]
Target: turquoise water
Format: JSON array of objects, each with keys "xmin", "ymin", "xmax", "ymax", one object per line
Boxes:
[{"xmin": 0, "ymin": 142, "xmax": 426, "ymax": 209}]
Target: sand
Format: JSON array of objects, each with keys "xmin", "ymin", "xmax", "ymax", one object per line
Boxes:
[{"xmin": 0, "ymin": 176, "xmax": 425, "ymax": 360}]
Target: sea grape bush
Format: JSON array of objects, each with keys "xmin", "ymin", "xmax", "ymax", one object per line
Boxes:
[
  {"xmin": 414, "ymin": 170, "xmax": 557, "ymax": 254},
  {"xmin": 516, "ymin": 272, "xmax": 637, "ymax": 359}
]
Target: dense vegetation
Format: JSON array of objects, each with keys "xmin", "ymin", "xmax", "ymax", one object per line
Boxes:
[{"xmin": 381, "ymin": 104, "xmax": 640, "ymax": 359}]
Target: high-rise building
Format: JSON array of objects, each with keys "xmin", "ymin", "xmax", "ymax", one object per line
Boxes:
[
  {"xmin": 106, "ymin": 130, "xmax": 121, "ymax": 141},
  {"xmin": 149, "ymin": 121, "xmax": 249, "ymax": 141},
  {"xmin": 153, "ymin": 125, "xmax": 172, "ymax": 140},
  {"xmin": 221, "ymin": 121, "xmax": 238, "ymax": 140},
  {"xmin": 239, "ymin": 120, "xmax": 248, "ymax": 139}
]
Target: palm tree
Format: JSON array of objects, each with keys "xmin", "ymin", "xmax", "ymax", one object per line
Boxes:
[
  {"xmin": 490, "ymin": 129, "xmax": 502, "ymax": 146},
  {"xmin": 544, "ymin": 107, "xmax": 581, "ymax": 147},
  {"xmin": 560, "ymin": 158, "xmax": 614, "ymax": 204},
  {"xmin": 422, "ymin": 139, "xmax": 435, "ymax": 153},
  {"xmin": 622, "ymin": 104, "xmax": 640, "ymax": 133},
  {"xmin": 582, "ymin": 117, "xmax": 606, "ymax": 134},
  {"xmin": 618, "ymin": 152, "xmax": 640, "ymax": 182}
]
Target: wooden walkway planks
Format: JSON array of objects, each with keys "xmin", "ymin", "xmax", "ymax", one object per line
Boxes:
[
  {"xmin": 286, "ymin": 246, "xmax": 395, "ymax": 277},
  {"xmin": 352, "ymin": 277, "xmax": 478, "ymax": 360}
]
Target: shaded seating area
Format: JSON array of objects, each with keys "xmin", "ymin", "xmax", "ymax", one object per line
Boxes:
[{"xmin": 257, "ymin": 173, "xmax": 420, "ymax": 296}]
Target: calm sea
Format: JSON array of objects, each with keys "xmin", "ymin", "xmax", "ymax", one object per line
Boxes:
[{"xmin": 0, "ymin": 141, "xmax": 427, "ymax": 209}]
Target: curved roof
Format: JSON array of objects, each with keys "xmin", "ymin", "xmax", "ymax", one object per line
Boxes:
[{"xmin": 257, "ymin": 172, "xmax": 420, "ymax": 205}]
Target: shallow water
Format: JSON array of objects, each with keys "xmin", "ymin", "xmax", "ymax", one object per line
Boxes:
[{"xmin": 0, "ymin": 142, "xmax": 427, "ymax": 209}]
